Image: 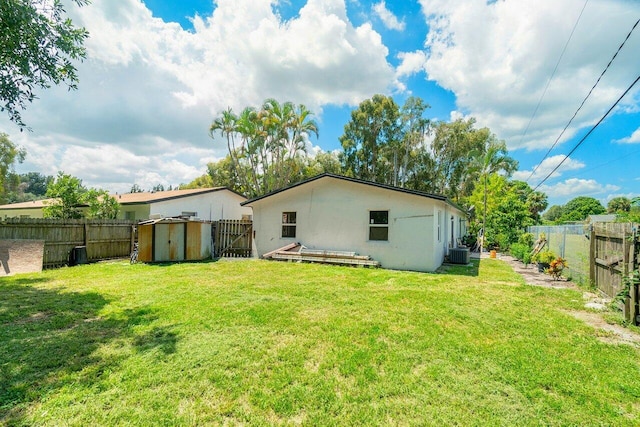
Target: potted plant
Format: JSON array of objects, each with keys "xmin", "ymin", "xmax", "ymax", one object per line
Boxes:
[
  {"xmin": 533, "ymin": 249, "xmax": 556, "ymax": 273},
  {"xmin": 546, "ymin": 257, "xmax": 567, "ymax": 281}
]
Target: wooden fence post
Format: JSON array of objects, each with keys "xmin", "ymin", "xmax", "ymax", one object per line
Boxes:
[{"xmin": 589, "ymin": 226, "xmax": 596, "ymax": 288}]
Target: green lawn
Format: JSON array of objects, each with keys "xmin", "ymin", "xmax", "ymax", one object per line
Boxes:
[{"xmin": 1, "ymin": 259, "xmax": 640, "ymax": 426}]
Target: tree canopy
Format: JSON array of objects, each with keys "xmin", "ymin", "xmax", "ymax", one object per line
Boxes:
[
  {"xmin": 0, "ymin": 132, "xmax": 26, "ymax": 203},
  {"xmin": 607, "ymin": 196, "xmax": 631, "ymax": 214},
  {"xmin": 0, "ymin": 0, "xmax": 89, "ymax": 128},
  {"xmin": 210, "ymin": 98, "xmax": 319, "ymax": 197},
  {"xmin": 558, "ymin": 196, "xmax": 606, "ymax": 223},
  {"xmin": 43, "ymin": 172, "xmax": 119, "ymax": 219}
]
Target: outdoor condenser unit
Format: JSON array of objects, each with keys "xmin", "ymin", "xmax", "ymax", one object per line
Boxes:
[{"xmin": 449, "ymin": 247, "xmax": 470, "ymax": 264}]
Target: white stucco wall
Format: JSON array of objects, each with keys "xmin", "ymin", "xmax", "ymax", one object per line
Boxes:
[
  {"xmin": 150, "ymin": 190, "xmax": 250, "ymax": 220},
  {"xmin": 247, "ymin": 177, "xmax": 466, "ymax": 272}
]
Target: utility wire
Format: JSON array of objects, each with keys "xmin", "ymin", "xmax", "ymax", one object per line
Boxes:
[
  {"xmin": 526, "ymin": 16, "xmax": 640, "ymax": 183},
  {"xmin": 532, "ymin": 73, "xmax": 640, "ymax": 192},
  {"xmin": 561, "ymin": 147, "xmax": 640, "ymax": 179},
  {"xmin": 518, "ymin": 0, "xmax": 589, "ymax": 148}
]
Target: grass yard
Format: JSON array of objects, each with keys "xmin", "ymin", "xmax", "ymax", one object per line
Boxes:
[{"xmin": 1, "ymin": 259, "xmax": 640, "ymax": 426}]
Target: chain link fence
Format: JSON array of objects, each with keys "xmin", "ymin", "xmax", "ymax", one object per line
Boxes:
[{"xmin": 528, "ymin": 224, "xmax": 590, "ymax": 285}]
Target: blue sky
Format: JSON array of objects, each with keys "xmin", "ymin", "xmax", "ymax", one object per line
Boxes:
[{"xmin": 1, "ymin": 0, "xmax": 639, "ymax": 208}]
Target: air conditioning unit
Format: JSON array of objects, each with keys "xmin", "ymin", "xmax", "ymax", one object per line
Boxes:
[{"xmin": 449, "ymin": 247, "xmax": 470, "ymax": 264}]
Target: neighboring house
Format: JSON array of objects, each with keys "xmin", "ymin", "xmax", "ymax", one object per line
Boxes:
[
  {"xmin": 242, "ymin": 173, "xmax": 468, "ymax": 272},
  {"xmin": 0, "ymin": 188, "xmax": 251, "ymax": 221}
]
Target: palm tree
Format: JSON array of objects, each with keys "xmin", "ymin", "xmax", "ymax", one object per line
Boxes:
[{"xmin": 473, "ymin": 138, "xmax": 518, "ymax": 253}]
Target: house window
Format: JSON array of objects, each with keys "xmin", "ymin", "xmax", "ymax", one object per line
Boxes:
[
  {"xmin": 282, "ymin": 212, "xmax": 296, "ymax": 238},
  {"xmin": 181, "ymin": 211, "xmax": 197, "ymax": 218},
  {"xmin": 437, "ymin": 211, "xmax": 442, "ymax": 242},
  {"xmin": 369, "ymin": 210, "xmax": 389, "ymax": 241},
  {"xmin": 124, "ymin": 211, "xmax": 135, "ymax": 220}
]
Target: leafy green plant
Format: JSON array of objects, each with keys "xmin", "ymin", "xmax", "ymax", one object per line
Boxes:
[
  {"xmin": 533, "ymin": 249, "xmax": 556, "ymax": 265},
  {"xmin": 546, "ymin": 257, "xmax": 567, "ymax": 280},
  {"xmin": 509, "ymin": 243, "xmax": 529, "ymax": 261},
  {"xmin": 518, "ymin": 232, "xmax": 535, "ymax": 248},
  {"xmin": 615, "ymin": 269, "xmax": 640, "ymax": 305}
]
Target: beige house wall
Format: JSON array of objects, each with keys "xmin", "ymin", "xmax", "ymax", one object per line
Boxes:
[
  {"xmin": 0, "ymin": 206, "xmax": 45, "ymax": 219},
  {"xmin": 150, "ymin": 191, "xmax": 251, "ymax": 220},
  {"xmin": 0, "ymin": 190, "xmax": 249, "ymax": 221},
  {"xmin": 248, "ymin": 177, "xmax": 466, "ymax": 272}
]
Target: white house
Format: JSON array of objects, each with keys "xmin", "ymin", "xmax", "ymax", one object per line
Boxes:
[
  {"xmin": 242, "ymin": 174, "xmax": 468, "ymax": 272},
  {"xmin": 0, "ymin": 187, "xmax": 251, "ymax": 221}
]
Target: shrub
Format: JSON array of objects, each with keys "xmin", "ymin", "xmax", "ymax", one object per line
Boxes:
[
  {"xmin": 533, "ymin": 249, "xmax": 556, "ymax": 265},
  {"xmin": 510, "ymin": 243, "xmax": 529, "ymax": 261},
  {"xmin": 518, "ymin": 232, "xmax": 535, "ymax": 248}
]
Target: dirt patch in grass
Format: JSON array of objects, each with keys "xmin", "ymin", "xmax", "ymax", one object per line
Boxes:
[
  {"xmin": 566, "ymin": 311, "xmax": 640, "ymax": 347},
  {"xmin": 497, "ymin": 254, "xmax": 574, "ymax": 289},
  {"xmin": 493, "ymin": 253, "xmax": 640, "ymax": 347}
]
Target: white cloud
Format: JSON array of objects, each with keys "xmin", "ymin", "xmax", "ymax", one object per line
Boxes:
[
  {"xmin": 539, "ymin": 178, "xmax": 620, "ymax": 197},
  {"xmin": 417, "ymin": 0, "xmax": 640, "ymax": 151},
  {"xmin": 512, "ymin": 155, "xmax": 585, "ymax": 182},
  {"xmin": 605, "ymin": 192, "xmax": 640, "ymax": 202},
  {"xmin": 615, "ymin": 128, "xmax": 640, "ymax": 144},
  {"xmin": 373, "ymin": 1, "xmax": 406, "ymax": 31},
  {"xmin": 396, "ymin": 51, "xmax": 427, "ymax": 78},
  {"xmin": 1, "ymin": 0, "xmax": 397, "ymax": 192}
]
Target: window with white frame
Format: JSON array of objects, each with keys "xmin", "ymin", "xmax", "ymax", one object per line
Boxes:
[
  {"xmin": 437, "ymin": 210, "xmax": 442, "ymax": 242},
  {"xmin": 369, "ymin": 210, "xmax": 389, "ymax": 241},
  {"xmin": 282, "ymin": 212, "xmax": 296, "ymax": 238}
]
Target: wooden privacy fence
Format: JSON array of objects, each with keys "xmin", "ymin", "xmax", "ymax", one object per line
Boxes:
[
  {"xmin": 0, "ymin": 218, "xmax": 135, "ymax": 268},
  {"xmin": 588, "ymin": 222, "xmax": 640, "ymax": 323},
  {"xmin": 589, "ymin": 223, "xmax": 636, "ymax": 296},
  {"xmin": 213, "ymin": 220, "xmax": 252, "ymax": 258}
]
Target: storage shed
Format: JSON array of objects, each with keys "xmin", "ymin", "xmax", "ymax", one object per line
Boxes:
[{"xmin": 137, "ymin": 218, "xmax": 212, "ymax": 262}]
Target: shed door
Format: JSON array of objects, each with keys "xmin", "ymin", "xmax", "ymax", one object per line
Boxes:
[
  {"xmin": 154, "ymin": 223, "xmax": 185, "ymax": 261},
  {"xmin": 137, "ymin": 224, "xmax": 154, "ymax": 262}
]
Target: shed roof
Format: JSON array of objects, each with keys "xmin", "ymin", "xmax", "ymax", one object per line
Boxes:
[
  {"xmin": 0, "ymin": 187, "xmax": 243, "ymax": 210},
  {"xmin": 242, "ymin": 173, "xmax": 466, "ymax": 213},
  {"xmin": 586, "ymin": 214, "xmax": 618, "ymax": 223}
]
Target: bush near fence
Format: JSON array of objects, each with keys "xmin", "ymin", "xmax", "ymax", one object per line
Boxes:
[
  {"xmin": 528, "ymin": 224, "xmax": 590, "ymax": 285},
  {"xmin": 0, "ymin": 218, "xmax": 135, "ymax": 268}
]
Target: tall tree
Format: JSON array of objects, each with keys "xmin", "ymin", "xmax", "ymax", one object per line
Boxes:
[
  {"xmin": 607, "ymin": 196, "xmax": 631, "ymax": 213},
  {"xmin": 210, "ymin": 99, "xmax": 319, "ymax": 197},
  {"xmin": 1, "ymin": 0, "xmax": 90, "ymax": 128},
  {"xmin": 339, "ymin": 94, "xmax": 402, "ymax": 184},
  {"xmin": 21, "ymin": 172, "xmax": 52, "ymax": 196},
  {"xmin": 397, "ymin": 96, "xmax": 430, "ymax": 187},
  {"xmin": 558, "ymin": 196, "xmax": 605, "ymax": 222},
  {"xmin": 0, "ymin": 132, "xmax": 26, "ymax": 203},
  {"xmin": 429, "ymin": 118, "xmax": 485, "ymax": 199},
  {"xmin": 472, "ymin": 137, "xmax": 518, "ymax": 253},
  {"xmin": 542, "ymin": 205, "xmax": 564, "ymax": 223},
  {"xmin": 466, "ymin": 176, "xmax": 539, "ymax": 249}
]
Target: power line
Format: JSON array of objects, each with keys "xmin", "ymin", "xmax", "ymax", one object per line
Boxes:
[
  {"xmin": 561, "ymin": 147, "xmax": 640, "ymax": 180},
  {"xmin": 518, "ymin": 0, "xmax": 589, "ymax": 148},
  {"xmin": 532, "ymin": 73, "xmax": 640, "ymax": 192},
  {"xmin": 526, "ymin": 16, "xmax": 640, "ymax": 183}
]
